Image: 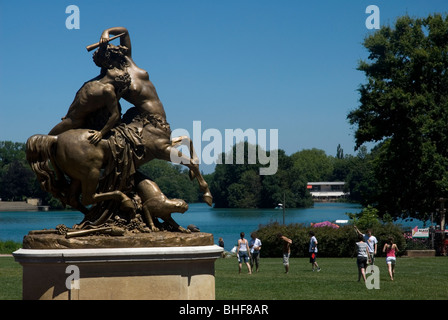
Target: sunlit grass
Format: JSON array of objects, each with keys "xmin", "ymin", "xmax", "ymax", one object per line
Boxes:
[{"xmin": 215, "ymin": 256, "xmax": 448, "ymax": 300}]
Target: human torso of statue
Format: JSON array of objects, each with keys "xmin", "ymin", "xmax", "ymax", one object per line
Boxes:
[{"xmin": 121, "ymin": 56, "xmax": 167, "ymax": 120}]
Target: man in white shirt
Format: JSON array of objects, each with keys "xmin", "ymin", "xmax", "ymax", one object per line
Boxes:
[{"xmin": 249, "ymin": 232, "xmax": 262, "ymax": 272}]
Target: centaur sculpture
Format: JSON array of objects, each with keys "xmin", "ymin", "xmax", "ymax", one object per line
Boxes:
[{"xmin": 26, "ymin": 27, "xmax": 212, "ymax": 236}]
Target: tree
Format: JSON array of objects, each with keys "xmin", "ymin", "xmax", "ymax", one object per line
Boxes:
[
  {"xmin": 0, "ymin": 160, "xmax": 35, "ymax": 201},
  {"xmin": 0, "ymin": 141, "xmax": 26, "ymax": 166},
  {"xmin": 329, "ymin": 144, "xmax": 351, "ymax": 182},
  {"xmin": 210, "ymin": 142, "xmax": 313, "ymax": 208},
  {"xmin": 0, "ymin": 142, "xmax": 35, "ymax": 201},
  {"xmin": 344, "ymin": 146, "xmax": 378, "ymax": 206},
  {"xmin": 290, "ymin": 148, "xmax": 334, "ymax": 182},
  {"xmin": 347, "ymin": 14, "xmax": 448, "ymax": 220}
]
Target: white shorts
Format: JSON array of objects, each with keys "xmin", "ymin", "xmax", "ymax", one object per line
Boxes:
[
  {"xmin": 283, "ymin": 253, "xmax": 290, "ymax": 266},
  {"xmin": 386, "ymin": 257, "xmax": 396, "ymax": 264}
]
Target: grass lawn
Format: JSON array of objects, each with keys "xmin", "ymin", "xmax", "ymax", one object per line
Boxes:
[
  {"xmin": 215, "ymin": 256, "xmax": 448, "ymax": 300},
  {"xmin": 0, "ymin": 257, "xmax": 22, "ymax": 300},
  {"xmin": 1, "ymin": 256, "xmax": 447, "ymax": 300}
]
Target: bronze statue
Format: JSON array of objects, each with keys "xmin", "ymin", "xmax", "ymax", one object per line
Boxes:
[
  {"xmin": 26, "ymin": 27, "xmax": 211, "ymax": 235},
  {"xmin": 48, "ymin": 59, "xmax": 130, "ymax": 145}
]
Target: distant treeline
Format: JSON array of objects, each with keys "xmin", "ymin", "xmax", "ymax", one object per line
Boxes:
[
  {"xmin": 209, "ymin": 142, "xmax": 372, "ymax": 209},
  {"xmin": 0, "ymin": 140, "xmax": 373, "ymax": 209}
]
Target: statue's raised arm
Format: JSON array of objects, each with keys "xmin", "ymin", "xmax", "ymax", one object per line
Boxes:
[{"xmin": 100, "ymin": 27, "xmax": 132, "ymax": 57}]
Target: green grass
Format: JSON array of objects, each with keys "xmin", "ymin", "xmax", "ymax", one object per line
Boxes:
[
  {"xmin": 0, "ymin": 257, "xmax": 22, "ymax": 300},
  {"xmin": 1, "ymin": 256, "xmax": 447, "ymax": 300},
  {"xmin": 215, "ymin": 256, "xmax": 448, "ymax": 300}
]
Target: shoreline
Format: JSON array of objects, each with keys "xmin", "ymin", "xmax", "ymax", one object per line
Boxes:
[{"xmin": 0, "ymin": 201, "xmax": 50, "ymax": 212}]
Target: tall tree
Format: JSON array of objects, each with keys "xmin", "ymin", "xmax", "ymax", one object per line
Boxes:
[{"xmin": 347, "ymin": 14, "xmax": 448, "ymax": 220}]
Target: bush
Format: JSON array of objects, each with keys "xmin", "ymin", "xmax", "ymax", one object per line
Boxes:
[
  {"xmin": 0, "ymin": 240, "xmax": 21, "ymax": 254},
  {"xmin": 403, "ymin": 232, "xmax": 431, "ymax": 250},
  {"xmin": 255, "ymin": 222, "xmax": 405, "ymax": 258}
]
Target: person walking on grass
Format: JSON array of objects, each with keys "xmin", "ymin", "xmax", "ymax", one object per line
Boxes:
[
  {"xmin": 237, "ymin": 232, "xmax": 251, "ymax": 274},
  {"xmin": 383, "ymin": 236, "xmax": 399, "ymax": 281},
  {"xmin": 249, "ymin": 232, "xmax": 262, "ymax": 272},
  {"xmin": 355, "ymin": 233, "xmax": 371, "ymax": 282},
  {"xmin": 309, "ymin": 231, "xmax": 321, "ymax": 272},
  {"xmin": 354, "ymin": 226, "xmax": 377, "ymax": 265},
  {"xmin": 277, "ymin": 233, "xmax": 292, "ymax": 274}
]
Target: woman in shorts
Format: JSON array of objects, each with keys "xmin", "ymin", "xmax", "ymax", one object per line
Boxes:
[
  {"xmin": 383, "ymin": 236, "xmax": 399, "ymax": 280},
  {"xmin": 355, "ymin": 234, "xmax": 371, "ymax": 282},
  {"xmin": 237, "ymin": 232, "xmax": 252, "ymax": 274}
]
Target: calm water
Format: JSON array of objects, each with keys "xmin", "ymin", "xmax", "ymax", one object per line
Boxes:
[{"xmin": 0, "ymin": 202, "xmax": 421, "ymax": 251}]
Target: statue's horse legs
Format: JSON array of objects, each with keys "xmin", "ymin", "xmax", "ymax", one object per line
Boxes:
[
  {"xmin": 140, "ymin": 127, "xmax": 213, "ymax": 206},
  {"xmin": 78, "ymin": 168, "xmax": 134, "ymax": 212},
  {"xmin": 165, "ymin": 141, "xmax": 213, "ymax": 206}
]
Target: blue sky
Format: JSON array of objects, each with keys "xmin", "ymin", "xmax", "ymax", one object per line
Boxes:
[{"xmin": 1, "ymin": 1, "xmax": 447, "ymax": 171}]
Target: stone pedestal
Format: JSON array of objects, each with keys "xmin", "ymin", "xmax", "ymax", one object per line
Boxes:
[{"xmin": 13, "ymin": 241, "xmax": 223, "ymax": 300}]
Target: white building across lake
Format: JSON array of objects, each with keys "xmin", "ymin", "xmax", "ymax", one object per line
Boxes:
[{"xmin": 307, "ymin": 182, "xmax": 349, "ymax": 201}]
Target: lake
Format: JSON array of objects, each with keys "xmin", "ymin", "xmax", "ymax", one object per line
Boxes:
[{"xmin": 0, "ymin": 202, "xmax": 421, "ymax": 251}]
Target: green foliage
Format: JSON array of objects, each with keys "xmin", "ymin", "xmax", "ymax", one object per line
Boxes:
[
  {"xmin": 347, "ymin": 14, "xmax": 448, "ymax": 220},
  {"xmin": 291, "ymin": 148, "xmax": 334, "ymax": 182},
  {"xmin": 346, "ymin": 205, "xmax": 381, "ymax": 230},
  {"xmin": 0, "ymin": 141, "xmax": 27, "ymax": 166},
  {"xmin": 0, "ymin": 141, "xmax": 51, "ymax": 202},
  {"xmin": 0, "ymin": 137, "xmax": 413, "ymax": 217},
  {"xmin": 255, "ymin": 222, "xmax": 405, "ymax": 258},
  {"xmin": 211, "ymin": 143, "xmax": 314, "ymax": 208},
  {"xmin": 403, "ymin": 232, "xmax": 431, "ymax": 250},
  {"xmin": 344, "ymin": 146, "xmax": 378, "ymax": 206},
  {"xmin": 0, "ymin": 240, "xmax": 22, "ymax": 254}
]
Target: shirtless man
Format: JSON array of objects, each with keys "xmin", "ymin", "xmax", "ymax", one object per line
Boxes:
[
  {"xmin": 49, "ymin": 62, "xmax": 130, "ymax": 144},
  {"xmin": 277, "ymin": 233, "xmax": 293, "ymax": 273}
]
